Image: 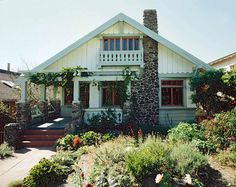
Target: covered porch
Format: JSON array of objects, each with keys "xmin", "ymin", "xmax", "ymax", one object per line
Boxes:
[{"xmin": 16, "ymin": 69, "xmax": 136, "ymax": 129}]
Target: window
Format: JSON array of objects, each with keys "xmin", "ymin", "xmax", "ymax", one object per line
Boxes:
[
  {"xmin": 102, "ymin": 82, "xmax": 121, "ymax": 106},
  {"xmin": 103, "ymin": 38, "xmax": 139, "ymax": 51},
  {"xmin": 64, "ymin": 83, "xmax": 89, "ymax": 108},
  {"xmin": 161, "ymin": 80, "xmax": 184, "ymax": 106}
]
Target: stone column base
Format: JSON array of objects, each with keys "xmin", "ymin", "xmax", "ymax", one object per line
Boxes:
[
  {"xmin": 4, "ymin": 123, "xmax": 21, "ymax": 148},
  {"xmin": 38, "ymin": 101, "xmax": 49, "ymax": 122},
  {"xmin": 71, "ymin": 102, "xmax": 83, "ymax": 128},
  {"xmin": 16, "ymin": 102, "xmax": 32, "ymax": 129}
]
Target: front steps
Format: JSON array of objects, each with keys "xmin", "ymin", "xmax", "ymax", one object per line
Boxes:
[{"xmin": 18, "ymin": 129, "xmax": 64, "ymax": 148}]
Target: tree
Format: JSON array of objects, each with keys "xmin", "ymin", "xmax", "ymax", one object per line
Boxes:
[{"xmin": 190, "ymin": 69, "xmax": 236, "ymax": 115}]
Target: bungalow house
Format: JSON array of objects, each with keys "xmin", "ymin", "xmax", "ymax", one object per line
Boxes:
[
  {"xmin": 16, "ymin": 10, "xmax": 211, "ymax": 130},
  {"xmin": 209, "ymin": 52, "xmax": 236, "ymax": 71}
]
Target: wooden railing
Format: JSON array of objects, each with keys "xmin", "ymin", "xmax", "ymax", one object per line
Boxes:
[
  {"xmin": 84, "ymin": 108, "xmax": 123, "ymax": 124},
  {"xmin": 98, "ymin": 50, "xmax": 143, "ymax": 66}
]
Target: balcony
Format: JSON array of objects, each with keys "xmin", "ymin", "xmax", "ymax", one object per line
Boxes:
[{"xmin": 98, "ymin": 50, "xmax": 143, "ymax": 67}]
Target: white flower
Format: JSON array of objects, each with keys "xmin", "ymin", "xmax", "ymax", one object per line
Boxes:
[
  {"xmin": 155, "ymin": 174, "xmax": 163, "ymax": 184},
  {"xmin": 184, "ymin": 174, "xmax": 192, "ymax": 185}
]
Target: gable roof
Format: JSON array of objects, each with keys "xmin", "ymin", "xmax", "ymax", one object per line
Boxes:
[
  {"xmin": 209, "ymin": 51, "xmax": 236, "ymax": 66},
  {"xmin": 32, "ymin": 13, "xmax": 211, "ymax": 72}
]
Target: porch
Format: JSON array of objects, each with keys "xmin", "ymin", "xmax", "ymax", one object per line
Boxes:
[{"xmin": 16, "ymin": 69, "xmax": 137, "ymax": 129}]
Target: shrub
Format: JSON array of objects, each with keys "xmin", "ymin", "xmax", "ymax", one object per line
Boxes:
[
  {"xmin": 215, "ymin": 149, "xmax": 236, "ymax": 168},
  {"xmin": 88, "ymin": 108, "xmax": 117, "ymax": 127},
  {"xmin": 55, "ymin": 134, "xmax": 75, "ymax": 150},
  {"xmin": 125, "ymin": 136, "xmax": 168, "ymax": 181},
  {"xmin": 23, "ymin": 159, "xmax": 69, "ymax": 187},
  {"xmin": 167, "ymin": 122, "xmax": 216, "ymax": 154},
  {"xmin": 167, "ymin": 143, "xmax": 208, "ymax": 177},
  {"xmin": 167, "ymin": 122, "xmax": 204, "ymax": 143},
  {"xmin": 91, "ymin": 136, "xmax": 136, "ymax": 186},
  {"xmin": 7, "ymin": 180, "xmax": 23, "ymax": 187},
  {"xmin": 101, "ymin": 132, "xmax": 117, "ymax": 142},
  {"xmin": 0, "ymin": 143, "xmax": 13, "ymax": 159},
  {"xmin": 50, "ymin": 151, "xmax": 77, "ymax": 168},
  {"xmin": 80, "ymin": 131, "xmax": 101, "ymax": 146},
  {"xmin": 200, "ymin": 110, "xmax": 236, "ymax": 150}
]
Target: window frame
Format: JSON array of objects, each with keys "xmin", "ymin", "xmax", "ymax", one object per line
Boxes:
[
  {"xmin": 101, "ymin": 81, "xmax": 121, "ymax": 107},
  {"xmin": 103, "ymin": 37, "xmax": 139, "ymax": 51},
  {"xmin": 161, "ymin": 79, "xmax": 185, "ymax": 107}
]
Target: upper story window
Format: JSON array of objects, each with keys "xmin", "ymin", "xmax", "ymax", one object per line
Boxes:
[
  {"xmin": 103, "ymin": 38, "xmax": 139, "ymax": 51},
  {"xmin": 161, "ymin": 80, "xmax": 184, "ymax": 106}
]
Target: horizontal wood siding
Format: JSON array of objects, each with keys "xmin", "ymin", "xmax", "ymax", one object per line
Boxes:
[
  {"xmin": 159, "ymin": 108, "xmax": 195, "ymax": 126},
  {"xmin": 159, "ymin": 44, "xmax": 195, "ymax": 73}
]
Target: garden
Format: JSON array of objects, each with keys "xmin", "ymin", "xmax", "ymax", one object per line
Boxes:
[{"xmin": 5, "ymin": 69, "xmax": 236, "ymax": 187}]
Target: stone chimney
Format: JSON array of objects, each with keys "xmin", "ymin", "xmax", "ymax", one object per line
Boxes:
[
  {"xmin": 130, "ymin": 9, "xmax": 159, "ymax": 126},
  {"xmin": 143, "ymin": 9, "xmax": 158, "ymax": 33}
]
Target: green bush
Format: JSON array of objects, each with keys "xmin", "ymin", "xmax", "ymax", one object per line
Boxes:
[
  {"xmin": 80, "ymin": 131, "xmax": 101, "ymax": 146},
  {"xmin": 7, "ymin": 180, "xmax": 23, "ymax": 187},
  {"xmin": 167, "ymin": 122, "xmax": 204, "ymax": 143},
  {"xmin": 168, "ymin": 122, "xmax": 216, "ymax": 154},
  {"xmin": 101, "ymin": 132, "xmax": 117, "ymax": 142},
  {"xmin": 55, "ymin": 134, "xmax": 75, "ymax": 150},
  {"xmin": 167, "ymin": 143, "xmax": 208, "ymax": 177},
  {"xmin": 23, "ymin": 159, "xmax": 69, "ymax": 187},
  {"xmin": 0, "ymin": 143, "xmax": 13, "ymax": 159},
  {"xmin": 90, "ymin": 136, "xmax": 136, "ymax": 186},
  {"xmin": 50, "ymin": 151, "xmax": 76, "ymax": 168},
  {"xmin": 201, "ymin": 110, "xmax": 236, "ymax": 150},
  {"xmin": 125, "ymin": 136, "xmax": 168, "ymax": 181}
]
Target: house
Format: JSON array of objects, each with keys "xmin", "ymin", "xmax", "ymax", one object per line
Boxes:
[
  {"xmin": 0, "ymin": 68, "xmax": 20, "ymax": 114},
  {"xmin": 209, "ymin": 52, "xmax": 236, "ymax": 71},
  {"xmin": 16, "ymin": 10, "xmax": 211, "ymax": 128}
]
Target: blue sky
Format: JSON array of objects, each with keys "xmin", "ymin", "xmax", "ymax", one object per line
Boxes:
[{"xmin": 0, "ymin": 0, "xmax": 235, "ymax": 71}]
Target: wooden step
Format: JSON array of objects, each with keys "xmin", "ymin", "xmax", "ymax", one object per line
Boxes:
[
  {"xmin": 22, "ymin": 129, "xmax": 64, "ymax": 135},
  {"xmin": 17, "ymin": 140, "xmax": 56, "ymax": 148},
  {"xmin": 19, "ymin": 134, "xmax": 63, "ymax": 141}
]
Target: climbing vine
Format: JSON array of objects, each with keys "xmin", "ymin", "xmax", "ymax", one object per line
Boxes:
[{"xmin": 29, "ymin": 66, "xmax": 86, "ymax": 88}]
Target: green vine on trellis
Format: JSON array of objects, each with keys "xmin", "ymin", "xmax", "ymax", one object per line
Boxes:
[{"xmin": 29, "ymin": 66, "xmax": 86, "ymax": 88}]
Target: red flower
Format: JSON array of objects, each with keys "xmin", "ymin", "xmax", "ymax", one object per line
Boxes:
[{"xmin": 73, "ymin": 135, "xmax": 81, "ymax": 148}]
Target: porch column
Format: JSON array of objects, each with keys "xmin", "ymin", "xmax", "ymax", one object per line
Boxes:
[
  {"xmin": 39, "ymin": 84, "xmax": 46, "ymax": 101},
  {"xmin": 71, "ymin": 77, "xmax": 83, "ymax": 131},
  {"xmin": 20, "ymin": 77, "xmax": 28, "ymax": 103},
  {"xmin": 16, "ymin": 76, "xmax": 31, "ymax": 128},
  {"xmin": 38, "ymin": 84, "xmax": 48, "ymax": 122},
  {"xmin": 73, "ymin": 77, "xmax": 80, "ymax": 103},
  {"xmin": 89, "ymin": 82, "xmax": 100, "ymax": 108}
]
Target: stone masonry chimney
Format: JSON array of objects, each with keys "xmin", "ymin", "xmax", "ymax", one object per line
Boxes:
[{"xmin": 131, "ymin": 10, "xmax": 159, "ymax": 125}]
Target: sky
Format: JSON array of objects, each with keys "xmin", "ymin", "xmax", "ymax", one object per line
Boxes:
[{"xmin": 0, "ymin": 0, "xmax": 235, "ymax": 72}]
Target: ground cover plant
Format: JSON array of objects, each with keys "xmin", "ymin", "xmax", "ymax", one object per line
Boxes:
[{"xmin": 0, "ymin": 143, "xmax": 13, "ymax": 159}]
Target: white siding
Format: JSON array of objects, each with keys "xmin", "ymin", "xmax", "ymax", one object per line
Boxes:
[
  {"xmin": 211, "ymin": 56, "xmax": 236, "ymax": 71},
  {"xmin": 159, "ymin": 44, "xmax": 195, "ymax": 73},
  {"xmin": 46, "ymin": 38, "xmax": 100, "ymax": 71},
  {"xmin": 102, "ymin": 22, "xmax": 142, "ymax": 34}
]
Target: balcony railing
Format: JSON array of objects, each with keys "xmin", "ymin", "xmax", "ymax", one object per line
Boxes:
[{"xmin": 98, "ymin": 50, "xmax": 143, "ymax": 66}]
